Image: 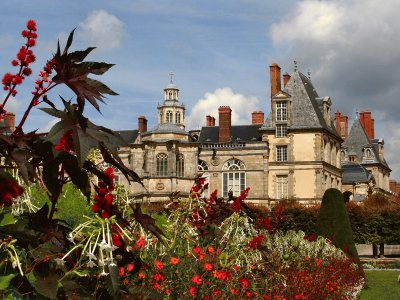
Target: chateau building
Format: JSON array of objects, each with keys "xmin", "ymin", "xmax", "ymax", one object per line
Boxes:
[
  {"xmin": 336, "ymin": 111, "xmax": 391, "ymax": 201},
  {"xmin": 114, "ymin": 64, "xmax": 391, "ymax": 204}
]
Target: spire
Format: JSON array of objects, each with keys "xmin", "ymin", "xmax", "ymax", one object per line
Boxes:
[{"xmin": 169, "ymin": 71, "xmax": 174, "ymax": 84}]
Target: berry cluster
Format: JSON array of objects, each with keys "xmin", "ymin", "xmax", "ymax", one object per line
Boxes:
[
  {"xmin": 0, "ymin": 177, "xmax": 24, "ymax": 207},
  {"xmin": 92, "ymin": 167, "xmax": 118, "ymax": 219},
  {"xmin": 2, "ymin": 20, "xmax": 37, "ymax": 97},
  {"xmin": 32, "ymin": 58, "xmax": 55, "ymax": 103}
]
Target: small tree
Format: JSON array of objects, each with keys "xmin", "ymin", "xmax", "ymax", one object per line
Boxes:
[{"xmin": 315, "ymin": 188, "xmax": 360, "ymax": 261}]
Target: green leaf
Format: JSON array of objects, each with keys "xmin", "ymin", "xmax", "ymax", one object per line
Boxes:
[
  {"xmin": 38, "ymin": 108, "xmax": 67, "ymax": 119},
  {"xmin": 71, "ymin": 128, "xmax": 90, "ymax": 167},
  {"xmin": 0, "ymin": 212, "xmax": 16, "ymax": 226},
  {"xmin": 79, "ymin": 62, "xmax": 115, "ymax": 75},
  {"xmin": 46, "ymin": 120, "xmax": 68, "ymax": 142},
  {"xmin": 0, "ymin": 274, "xmax": 16, "ymax": 290},
  {"xmin": 68, "ymin": 47, "xmax": 95, "ymax": 63}
]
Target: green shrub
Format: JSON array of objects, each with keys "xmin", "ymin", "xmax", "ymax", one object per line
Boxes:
[{"xmin": 316, "ymin": 188, "xmax": 359, "ymax": 261}]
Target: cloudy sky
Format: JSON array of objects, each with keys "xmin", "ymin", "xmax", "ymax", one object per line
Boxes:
[{"xmin": 1, "ymin": 0, "xmax": 400, "ymax": 180}]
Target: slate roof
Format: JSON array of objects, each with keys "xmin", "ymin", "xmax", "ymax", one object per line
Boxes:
[
  {"xmin": 198, "ymin": 124, "xmax": 263, "ymax": 143},
  {"xmin": 144, "ymin": 123, "xmax": 188, "ymax": 135},
  {"xmin": 343, "ymin": 119, "xmax": 390, "ymax": 169},
  {"xmin": 261, "ymin": 71, "xmax": 340, "ymax": 138},
  {"xmin": 116, "ymin": 130, "xmax": 139, "ymax": 144},
  {"xmin": 342, "ymin": 163, "xmax": 374, "ymax": 184}
]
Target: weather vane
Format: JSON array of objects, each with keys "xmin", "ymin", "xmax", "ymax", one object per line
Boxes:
[
  {"xmin": 294, "ymin": 60, "xmax": 298, "ymax": 72},
  {"xmin": 169, "ymin": 71, "xmax": 174, "ymax": 84}
]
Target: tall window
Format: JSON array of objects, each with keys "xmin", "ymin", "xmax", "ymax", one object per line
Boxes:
[
  {"xmin": 197, "ymin": 160, "xmax": 209, "ymax": 197},
  {"xmin": 156, "ymin": 153, "xmax": 168, "ymax": 176},
  {"xmin": 276, "ymin": 175, "xmax": 288, "ymax": 199},
  {"xmin": 276, "ymin": 145, "xmax": 288, "ymax": 162},
  {"xmin": 175, "ymin": 112, "xmax": 181, "ymax": 124},
  {"xmin": 166, "ymin": 110, "xmax": 173, "ymax": 123},
  {"xmin": 276, "ymin": 124, "xmax": 287, "ymax": 137},
  {"xmin": 176, "ymin": 154, "xmax": 184, "ymax": 177},
  {"xmin": 276, "ymin": 101, "xmax": 287, "ymax": 121},
  {"xmin": 222, "ymin": 159, "xmax": 246, "ymax": 197}
]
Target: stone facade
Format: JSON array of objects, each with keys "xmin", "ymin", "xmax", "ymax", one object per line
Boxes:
[{"xmin": 114, "ymin": 64, "xmax": 390, "ymax": 204}]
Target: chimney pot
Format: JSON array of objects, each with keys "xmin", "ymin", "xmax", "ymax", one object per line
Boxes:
[{"xmin": 359, "ymin": 111, "xmax": 373, "ymax": 140}]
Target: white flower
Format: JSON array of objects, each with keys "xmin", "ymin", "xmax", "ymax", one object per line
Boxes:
[
  {"xmin": 54, "ymin": 258, "xmax": 65, "ymax": 266},
  {"xmin": 87, "ymin": 260, "xmax": 97, "ymax": 268},
  {"xmin": 86, "ymin": 252, "xmax": 97, "ymax": 261}
]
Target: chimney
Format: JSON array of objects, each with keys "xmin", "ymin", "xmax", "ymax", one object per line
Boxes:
[
  {"xmin": 4, "ymin": 112, "xmax": 15, "ymax": 131},
  {"xmin": 252, "ymin": 111, "xmax": 264, "ymax": 124},
  {"xmin": 269, "ymin": 63, "xmax": 281, "ymax": 98},
  {"xmin": 335, "ymin": 111, "xmax": 348, "ymax": 139},
  {"xmin": 218, "ymin": 106, "xmax": 232, "ymax": 143},
  {"xmin": 371, "ymin": 118, "xmax": 375, "ymax": 139},
  {"xmin": 359, "ymin": 111, "xmax": 373, "ymax": 140},
  {"xmin": 206, "ymin": 115, "xmax": 212, "ymax": 126},
  {"xmin": 283, "ymin": 72, "xmax": 291, "ymax": 87},
  {"xmin": 211, "ymin": 117, "xmax": 216, "ymax": 126},
  {"xmin": 138, "ymin": 115, "xmax": 147, "ymax": 133}
]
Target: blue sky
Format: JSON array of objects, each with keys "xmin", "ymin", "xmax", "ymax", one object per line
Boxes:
[{"xmin": 2, "ymin": 0, "xmax": 400, "ymax": 180}]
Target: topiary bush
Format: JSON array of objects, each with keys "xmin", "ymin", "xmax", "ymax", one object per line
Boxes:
[{"xmin": 315, "ymin": 188, "xmax": 359, "ymax": 261}]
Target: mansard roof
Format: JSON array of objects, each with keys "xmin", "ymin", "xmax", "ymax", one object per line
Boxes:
[
  {"xmin": 261, "ymin": 71, "xmax": 340, "ymax": 137},
  {"xmin": 198, "ymin": 124, "xmax": 263, "ymax": 143},
  {"xmin": 116, "ymin": 130, "xmax": 139, "ymax": 144},
  {"xmin": 343, "ymin": 119, "xmax": 390, "ymax": 169},
  {"xmin": 145, "ymin": 123, "xmax": 187, "ymax": 135},
  {"xmin": 342, "ymin": 163, "xmax": 374, "ymax": 184}
]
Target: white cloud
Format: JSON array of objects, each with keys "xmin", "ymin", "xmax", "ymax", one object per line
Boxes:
[
  {"xmin": 42, "ymin": 118, "xmax": 58, "ymax": 132},
  {"xmin": 79, "ymin": 10, "xmax": 125, "ymax": 50},
  {"xmin": 2, "ymin": 94, "xmax": 20, "ymax": 113},
  {"xmin": 185, "ymin": 87, "xmax": 261, "ymax": 129}
]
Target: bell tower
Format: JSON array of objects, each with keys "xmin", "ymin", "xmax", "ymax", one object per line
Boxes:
[{"xmin": 157, "ymin": 72, "xmax": 185, "ymax": 129}]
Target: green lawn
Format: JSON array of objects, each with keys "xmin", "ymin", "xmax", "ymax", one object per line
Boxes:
[{"xmin": 360, "ymin": 270, "xmax": 400, "ymax": 299}]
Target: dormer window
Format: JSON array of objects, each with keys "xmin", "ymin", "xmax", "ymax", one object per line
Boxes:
[{"xmin": 276, "ymin": 101, "xmax": 287, "ymax": 121}]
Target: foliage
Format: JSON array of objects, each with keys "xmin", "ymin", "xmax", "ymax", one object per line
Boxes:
[{"xmin": 315, "ymin": 188, "xmax": 360, "ymax": 261}]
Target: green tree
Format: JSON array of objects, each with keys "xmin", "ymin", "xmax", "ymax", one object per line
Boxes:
[{"xmin": 315, "ymin": 188, "xmax": 359, "ymax": 261}]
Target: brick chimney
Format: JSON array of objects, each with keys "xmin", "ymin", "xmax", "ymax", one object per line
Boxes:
[
  {"xmin": 283, "ymin": 72, "xmax": 291, "ymax": 87},
  {"xmin": 335, "ymin": 111, "xmax": 348, "ymax": 139},
  {"xmin": 211, "ymin": 116, "xmax": 216, "ymax": 126},
  {"xmin": 269, "ymin": 63, "xmax": 281, "ymax": 98},
  {"xmin": 218, "ymin": 106, "xmax": 232, "ymax": 143},
  {"xmin": 359, "ymin": 111, "xmax": 374, "ymax": 140},
  {"xmin": 4, "ymin": 112, "xmax": 15, "ymax": 131},
  {"xmin": 138, "ymin": 115, "xmax": 147, "ymax": 133},
  {"xmin": 252, "ymin": 111, "xmax": 264, "ymax": 124}
]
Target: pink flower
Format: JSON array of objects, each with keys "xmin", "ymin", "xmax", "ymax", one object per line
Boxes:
[
  {"xmin": 155, "ymin": 260, "xmax": 164, "ymax": 270},
  {"xmin": 189, "ymin": 286, "xmax": 197, "ymax": 297},
  {"xmin": 191, "ymin": 275, "xmax": 203, "ymax": 285}
]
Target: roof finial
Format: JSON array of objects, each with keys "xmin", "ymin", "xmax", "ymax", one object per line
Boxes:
[
  {"xmin": 294, "ymin": 60, "xmax": 298, "ymax": 72},
  {"xmin": 169, "ymin": 71, "xmax": 174, "ymax": 84},
  {"xmin": 307, "ymin": 69, "xmax": 311, "ymax": 80},
  {"xmin": 355, "ymin": 110, "xmax": 359, "ymax": 119}
]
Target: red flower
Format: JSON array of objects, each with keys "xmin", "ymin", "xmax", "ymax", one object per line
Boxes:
[
  {"xmin": 191, "ymin": 275, "xmax": 203, "ymax": 285},
  {"xmin": 2, "ymin": 73, "xmax": 13, "ymax": 86},
  {"xmin": 239, "ymin": 278, "xmax": 250, "ymax": 288},
  {"xmin": 127, "ymin": 264, "xmax": 134, "ymax": 272},
  {"xmin": 204, "ymin": 263, "xmax": 213, "ymax": 271},
  {"xmin": 54, "ymin": 130, "xmax": 74, "ymax": 153},
  {"xmin": 26, "ymin": 20, "xmax": 37, "ymax": 31},
  {"xmin": 136, "ymin": 236, "xmax": 146, "ymax": 249},
  {"xmin": 155, "ymin": 260, "xmax": 164, "ymax": 270},
  {"xmin": 189, "ymin": 286, "xmax": 197, "ymax": 297},
  {"xmin": 153, "ymin": 273, "xmax": 165, "ymax": 282},
  {"xmin": 170, "ymin": 257, "xmax": 180, "ymax": 265},
  {"xmin": 119, "ymin": 267, "xmax": 125, "ymax": 277},
  {"xmin": 248, "ymin": 234, "xmax": 264, "ymax": 249},
  {"xmin": 0, "ymin": 178, "xmax": 24, "ymax": 207},
  {"xmin": 213, "ymin": 289, "xmax": 221, "ymax": 297}
]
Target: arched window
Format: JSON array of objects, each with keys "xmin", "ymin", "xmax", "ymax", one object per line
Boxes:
[
  {"xmin": 197, "ymin": 160, "xmax": 209, "ymax": 197},
  {"xmin": 222, "ymin": 159, "xmax": 246, "ymax": 197},
  {"xmin": 175, "ymin": 112, "xmax": 181, "ymax": 124},
  {"xmin": 176, "ymin": 154, "xmax": 184, "ymax": 177},
  {"xmin": 166, "ymin": 110, "xmax": 173, "ymax": 123},
  {"xmin": 169, "ymin": 92, "xmax": 172, "ymax": 99},
  {"xmin": 156, "ymin": 153, "xmax": 168, "ymax": 176}
]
